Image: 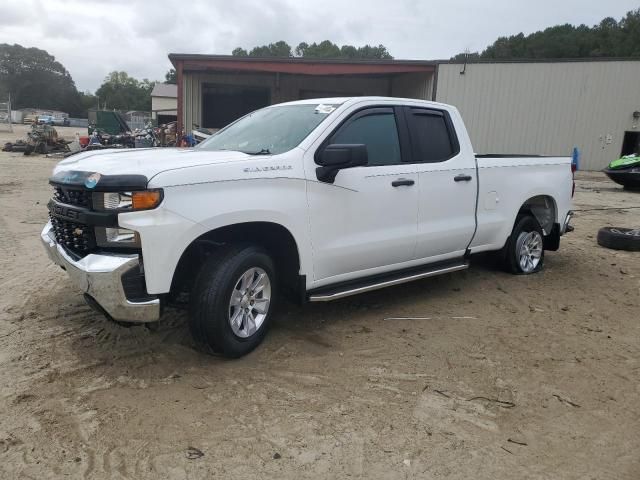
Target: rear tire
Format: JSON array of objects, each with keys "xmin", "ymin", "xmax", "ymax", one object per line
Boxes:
[
  {"xmin": 502, "ymin": 215, "xmax": 545, "ymax": 274},
  {"xmin": 189, "ymin": 245, "xmax": 276, "ymax": 358}
]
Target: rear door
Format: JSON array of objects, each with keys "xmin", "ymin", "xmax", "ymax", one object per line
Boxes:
[
  {"xmin": 404, "ymin": 107, "xmax": 477, "ymax": 261},
  {"xmin": 305, "ymin": 106, "xmax": 419, "ymax": 283}
]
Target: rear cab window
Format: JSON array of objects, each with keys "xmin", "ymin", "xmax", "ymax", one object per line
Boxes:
[{"xmin": 405, "ymin": 108, "xmax": 459, "ymax": 163}]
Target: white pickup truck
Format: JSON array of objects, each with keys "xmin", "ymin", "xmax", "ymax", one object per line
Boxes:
[{"xmin": 42, "ymin": 97, "xmax": 574, "ymax": 357}]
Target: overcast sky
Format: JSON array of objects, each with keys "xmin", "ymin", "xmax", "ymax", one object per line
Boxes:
[{"xmin": 1, "ymin": 0, "xmax": 638, "ymax": 92}]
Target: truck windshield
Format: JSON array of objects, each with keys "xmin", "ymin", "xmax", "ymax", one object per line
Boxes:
[{"xmin": 197, "ymin": 104, "xmax": 339, "ymax": 155}]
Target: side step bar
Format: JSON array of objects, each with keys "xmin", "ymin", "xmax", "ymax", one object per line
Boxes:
[{"xmin": 308, "ymin": 261, "xmax": 469, "ymax": 302}]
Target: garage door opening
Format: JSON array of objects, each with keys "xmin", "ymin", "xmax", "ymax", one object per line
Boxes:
[
  {"xmin": 621, "ymin": 131, "xmax": 640, "ymax": 156},
  {"xmin": 202, "ymin": 84, "xmax": 270, "ymax": 130}
]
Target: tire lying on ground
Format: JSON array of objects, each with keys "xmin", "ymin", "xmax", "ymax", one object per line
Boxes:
[{"xmin": 597, "ymin": 227, "xmax": 640, "ymax": 251}]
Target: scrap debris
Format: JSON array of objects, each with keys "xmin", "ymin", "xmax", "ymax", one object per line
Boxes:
[{"xmin": 2, "ymin": 124, "xmax": 70, "ymax": 155}]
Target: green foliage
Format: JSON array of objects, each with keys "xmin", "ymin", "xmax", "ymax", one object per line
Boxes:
[
  {"xmin": 296, "ymin": 40, "xmax": 341, "ymax": 58},
  {"xmin": 79, "ymin": 91, "xmax": 98, "ymax": 114},
  {"xmin": 0, "ymin": 43, "xmax": 83, "ymax": 116},
  {"xmin": 232, "ymin": 41, "xmax": 393, "ymax": 59},
  {"xmin": 248, "ymin": 41, "xmax": 293, "ymax": 57},
  {"xmin": 450, "ymin": 51, "xmax": 481, "ymax": 61},
  {"xmin": 454, "ymin": 8, "xmax": 640, "ymax": 60},
  {"xmin": 232, "ymin": 47, "xmax": 248, "ymax": 57},
  {"xmin": 95, "ymin": 71, "xmax": 155, "ymax": 112},
  {"xmin": 165, "ymin": 68, "xmax": 177, "ymax": 84}
]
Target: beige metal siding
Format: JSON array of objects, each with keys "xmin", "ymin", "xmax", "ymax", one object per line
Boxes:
[
  {"xmin": 435, "ymin": 61, "xmax": 640, "ymax": 170},
  {"xmin": 151, "ymin": 96, "xmax": 177, "ymax": 117},
  {"xmin": 390, "ymin": 72, "xmax": 433, "ymax": 100}
]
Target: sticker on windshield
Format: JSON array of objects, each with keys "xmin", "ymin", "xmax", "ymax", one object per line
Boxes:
[{"xmin": 315, "ymin": 104, "xmax": 336, "ymax": 114}]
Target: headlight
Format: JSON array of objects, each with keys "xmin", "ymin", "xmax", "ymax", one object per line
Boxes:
[
  {"xmin": 93, "ymin": 190, "xmax": 163, "ymax": 211},
  {"xmin": 95, "ymin": 227, "xmax": 141, "ymax": 248}
]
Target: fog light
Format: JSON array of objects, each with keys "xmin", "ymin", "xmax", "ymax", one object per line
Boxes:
[
  {"xmin": 95, "ymin": 227, "xmax": 140, "ymax": 248},
  {"xmin": 106, "ymin": 227, "xmax": 137, "ymax": 243}
]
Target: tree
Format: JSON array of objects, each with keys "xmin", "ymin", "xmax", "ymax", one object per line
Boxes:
[
  {"xmin": 232, "ymin": 47, "xmax": 248, "ymax": 57},
  {"xmin": 452, "ymin": 7, "xmax": 640, "ymax": 60},
  {"xmin": 95, "ymin": 71, "xmax": 155, "ymax": 111},
  {"xmin": 350, "ymin": 44, "xmax": 393, "ymax": 59},
  {"xmin": 233, "ymin": 40, "xmax": 393, "ymax": 59},
  {"xmin": 79, "ymin": 91, "xmax": 98, "ymax": 115},
  {"xmin": 451, "ymin": 50, "xmax": 481, "ymax": 61},
  {"xmin": 0, "ymin": 43, "xmax": 83, "ymax": 116},
  {"xmin": 165, "ymin": 68, "xmax": 176, "ymax": 84},
  {"xmin": 249, "ymin": 41, "xmax": 293, "ymax": 57},
  {"xmin": 296, "ymin": 40, "xmax": 341, "ymax": 58}
]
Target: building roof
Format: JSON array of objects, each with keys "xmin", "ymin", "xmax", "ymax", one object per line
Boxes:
[
  {"xmin": 441, "ymin": 56, "xmax": 640, "ymax": 65},
  {"xmin": 151, "ymin": 83, "xmax": 177, "ymax": 98},
  {"xmin": 169, "ymin": 53, "xmax": 640, "ymax": 75},
  {"xmin": 169, "ymin": 54, "xmax": 437, "ymax": 76}
]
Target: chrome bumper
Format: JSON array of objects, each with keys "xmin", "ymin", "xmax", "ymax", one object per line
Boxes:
[
  {"xmin": 40, "ymin": 221, "xmax": 160, "ymax": 323},
  {"xmin": 561, "ymin": 211, "xmax": 574, "ymax": 234}
]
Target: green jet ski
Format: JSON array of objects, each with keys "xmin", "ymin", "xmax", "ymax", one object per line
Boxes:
[{"xmin": 603, "ymin": 154, "xmax": 640, "ymax": 189}]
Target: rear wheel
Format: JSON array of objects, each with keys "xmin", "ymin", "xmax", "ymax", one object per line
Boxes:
[
  {"xmin": 502, "ymin": 215, "xmax": 545, "ymax": 274},
  {"xmin": 189, "ymin": 245, "xmax": 276, "ymax": 357}
]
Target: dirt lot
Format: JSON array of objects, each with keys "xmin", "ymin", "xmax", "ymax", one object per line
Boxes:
[{"xmin": 0, "ymin": 126, "xmax": 639, "ymax": 479}]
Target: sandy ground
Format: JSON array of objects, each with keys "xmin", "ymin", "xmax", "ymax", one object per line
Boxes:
[{"xmin": 0, "ymin": 126, "xmax": 639, "ymax": 479}]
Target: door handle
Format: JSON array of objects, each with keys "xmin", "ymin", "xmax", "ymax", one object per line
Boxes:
[
  {"xmin": 454, "ymin": 174, "xmax": 473, "ymax": 182},
  {"xmin": 392, "ymin": 178, "xmax": 415, "ymax": 187}
]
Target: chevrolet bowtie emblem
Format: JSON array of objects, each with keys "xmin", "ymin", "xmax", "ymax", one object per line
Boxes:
[{"xmin": 73, "ymin": 228, "xmax": 83, "ymax": 236}]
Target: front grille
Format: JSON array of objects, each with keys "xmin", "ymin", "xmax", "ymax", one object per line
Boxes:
[
  {"xmin": 52, "ymin": 185, "xmax": 92, "ymax": 208},
  {"xmin": 49, "ymin": 214, "xmax": 96, "ymax": 256}
]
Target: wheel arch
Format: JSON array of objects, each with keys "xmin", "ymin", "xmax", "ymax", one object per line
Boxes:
[
  {"xmin": 516, "ymin": 194, "xmax": 560, "ymax": 251},
  {"xmin": 170, "ymin": 221, "xmax": 303, "ymax": 301},
  {"xmin": 517, "ymin": 194, "xmax": 558, "ymax": 235}
]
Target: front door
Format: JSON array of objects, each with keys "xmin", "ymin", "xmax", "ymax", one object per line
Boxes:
[{"xmin": 305, "ymin": 107, "xmax": 419, "ymax": 283}]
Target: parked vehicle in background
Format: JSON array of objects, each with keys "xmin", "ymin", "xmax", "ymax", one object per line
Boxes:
[
  {"xmin": 53, "ymin": 116, "xmax": 70, "ymax": 127},
  {"xmin": 41, "ymin": 97, "xmax": 574, "ymax": 357},
  {"xmin": 23, "ymin": 114, "xmax": 38, "ymax": 125},
  {"xmin": 37, "ymin": 115, "xmax": 55, "ymax": 125}
]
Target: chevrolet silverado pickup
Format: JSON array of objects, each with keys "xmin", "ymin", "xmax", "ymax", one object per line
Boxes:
[{"xmin": 41, "ymin": 97, "xmax": 574, "ymax": 357}]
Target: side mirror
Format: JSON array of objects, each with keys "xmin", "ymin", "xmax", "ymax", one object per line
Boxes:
[{"xmin": 316, "ymin": 144, "xmax": 367, "ymax": 183}]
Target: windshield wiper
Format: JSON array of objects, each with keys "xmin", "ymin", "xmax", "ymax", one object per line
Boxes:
[{"xmin": 242, "ymin": 148, "xmax": 271, "ymax": 155}]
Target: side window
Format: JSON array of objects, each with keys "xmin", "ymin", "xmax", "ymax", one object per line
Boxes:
[
  {"xmin": 331, "ymin": 111, "xmax": 401, "ymax": 166},
  {"xmin": 407, "ymin": 109, "xmax": 458, "ymax": 162}
]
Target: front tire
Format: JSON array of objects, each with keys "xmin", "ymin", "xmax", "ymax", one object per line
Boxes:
[
  {"xmin": 502, "ymin": 215, "xmax": 545, "ymax": 274},
  {"xmin": 189, "ymin": 245, "xmax": 276, "ymax": 357}
]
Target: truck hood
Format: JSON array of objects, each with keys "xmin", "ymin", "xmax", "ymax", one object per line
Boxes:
[{"xmin": 53, "ymin": 148, "xmax": 254, "ymax": 179}]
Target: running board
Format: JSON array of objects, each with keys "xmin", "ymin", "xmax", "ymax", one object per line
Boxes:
[{"xmin": 308, "ymin": 261, "xmax": 469, "ymax": 302}]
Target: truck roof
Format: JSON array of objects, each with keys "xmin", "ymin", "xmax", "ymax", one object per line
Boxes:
[{"xmin": 276, "ymin": 96, "xmax": 452, "ymax": 110}]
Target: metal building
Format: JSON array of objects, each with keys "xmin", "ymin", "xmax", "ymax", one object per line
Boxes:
[
  {"xmin": 435, "ymin": 59, "xmax": 640, "ymax": 171},
  {"xmin": 150, "ymin": 83, "xmax": 177, "ymax": 124},
  {"xmin": 169, "ymin": 54, "xmax": 435, "ymax": 133},
  {"xmin": 170, "ymin": 54, "xmax": 640, "ymax": 170}
]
